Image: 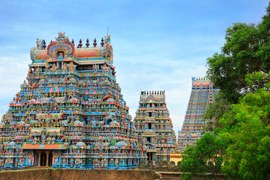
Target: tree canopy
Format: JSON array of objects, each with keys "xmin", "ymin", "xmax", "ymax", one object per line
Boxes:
[
  {"xmin": 181, "ymin": 133, "xmax": 224, "ymax": 179},
  {"xmin": 207, "ymin": 4, "xmax": 270, "ymax": 103},
  {"xmin": 220, "ymin": 89, "xmax": 270, "ymax": 179}
]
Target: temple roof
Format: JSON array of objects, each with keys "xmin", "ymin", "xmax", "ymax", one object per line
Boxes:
[
  {"xmin": 192, "ymin": 77, "xmax": 212, "ymax": 87},
  {"xmin": 74, "ymin": 48, "xmax": 103, "ymax": 58},
  {"xmin": 30, "ymin": 32, "xmax": 113, "ymax": 65},
  {"xmin": 139, "ymin": 91, "xmax": 166, "ymax": 103}
]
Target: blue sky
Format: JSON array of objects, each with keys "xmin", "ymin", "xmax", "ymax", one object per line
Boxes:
[{"xmin": 0, "ymin": 0, "xmax": 269, "ymax": 136}]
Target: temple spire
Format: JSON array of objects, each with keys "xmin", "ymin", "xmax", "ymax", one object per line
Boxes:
[
  {"xmin": 101, "ymin": 38, "xmax": 104, "ymax": 47},
  {"xmin": 42, "ymin": 40, "xmax": 46, "ymax": 49},
  {"xmin": 77, "ymin": 39, "xmax": 82, "ymax": 48},
  {"xmin": 86, "ymin": 38, "xmax": 90, "ymax": 48},
  {"xmin": 93, "ymin": 38, "xmax": 97, "ymax": 47}
]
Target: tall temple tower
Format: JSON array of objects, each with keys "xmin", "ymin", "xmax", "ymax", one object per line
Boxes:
[
  {"xmin": 178, "ymin": 77, "xmax": 219, "ymax": 152},
  {"xmin": 134, "ymin": 91, "xmax": 176, "ymax": 165},
  {"xmin": 0, "ymin": 33, "xmax": 147, "ymax": 169}
]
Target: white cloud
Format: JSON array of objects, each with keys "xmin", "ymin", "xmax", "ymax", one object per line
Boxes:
[{"xmin": 0, "ymin": 54, "xmax": 29, "ymax": 118}]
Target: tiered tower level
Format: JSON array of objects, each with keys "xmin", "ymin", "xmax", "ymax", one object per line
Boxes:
[
  {"xmin": 134, "ymin": 91, "xmax": 176, "ymax": 165},
  {"xmin": 178, "ymin": 77, "xmax": 219, "ymax": 152},
  {"xmin": 0, "ymin": 32, "xmax": 147, "ymax": 169}
]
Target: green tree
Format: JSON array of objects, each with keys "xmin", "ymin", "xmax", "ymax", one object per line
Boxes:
[
  {"xmin": 207, "ymin": 4, "xmax": 270, "ymax": 103},
  {"xmin": 220, "ymin": 89, "xmax": 270, "ymax": 179},
  {"xmin": 181, "ymin": 133, "xmax": 224, "ymax": 180},
  {"xmin": 245, "ymin": 71, "xmax": 270, "ymax": 91},
  {"xmin": 204, "ymin": 93, "xmax": 231, "ymax": 131},
  {"xmin": 182, "ymin": 88, "xmax": 270, "ymax": 179},
  {"xmin": 207, "ymin": 23, "xmax": 260, "ymax": 103}
]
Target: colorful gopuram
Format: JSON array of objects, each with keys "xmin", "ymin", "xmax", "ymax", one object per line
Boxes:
[
  {"xmin": 178, "ymin": 77, "xmax": 219, "ymax": 152},
  {"xmin": 0, "ymin": 32, "xmax": 147, "ymax": 169},
  {"xmin": 133, "ymin": 91, "xmax": 176, "ymax": 165}
]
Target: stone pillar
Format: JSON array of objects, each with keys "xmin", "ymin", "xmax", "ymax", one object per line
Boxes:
[
  {"xmin": 38, "ymin": 152, "xmax": 41, "ymax": 167},
  {"xmin": 46, "ymin": 151, "xmax": 49, "ymax": 167}
]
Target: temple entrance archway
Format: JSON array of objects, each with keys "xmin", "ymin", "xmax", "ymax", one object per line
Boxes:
[
  {"xmin": 40, "ymin": 152, "xmax": 47, "ymax": 166},
  {"xmin": 48, "ymin": 152, "xmax": 52, "ymax": 166},
  {"xmin": 147, "ymin": 152, "xmax": 153, "ymax": 161},
  {"xmin": 35, "ymin": 151, "xmax": 53, "ymax": 167}
]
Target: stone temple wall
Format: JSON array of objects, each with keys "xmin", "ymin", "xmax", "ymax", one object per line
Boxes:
[{"xmin": 0, "ymin": 169, "xmax": 155, "ymax": 180}]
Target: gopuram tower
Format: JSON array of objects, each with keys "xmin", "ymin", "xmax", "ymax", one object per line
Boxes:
[
  {"xmin": 0, "ymin": 32, "xmax": 147, "ymax": 169},
  {"xmin": 178, "ymin": 77, "xmax": 219, "ymax": 152},
  {"xmin": 134, "ymin": 91, "xmax": 176, "ymax": 166}
]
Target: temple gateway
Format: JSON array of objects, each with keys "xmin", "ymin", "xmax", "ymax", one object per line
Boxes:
[
  {"xmin": 134, "ymin": 91, "xmax": 176, "ymax": 166},
  {"xmin": 177, "ymin": 77, "xmax": 219, "ymax": 152},
  {"xmin": 0, "ymin": 33, "xmax": 147, "ymax": 169}
]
